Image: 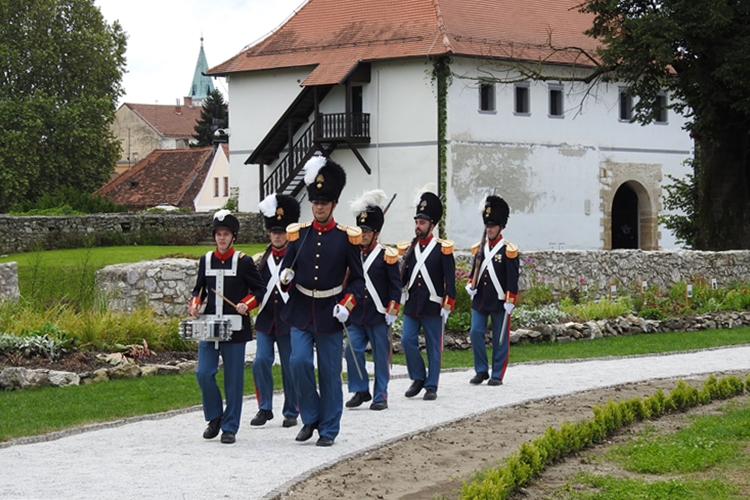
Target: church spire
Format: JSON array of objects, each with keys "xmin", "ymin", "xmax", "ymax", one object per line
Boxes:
[{"xmin": 186, "ymin": 37, "xmax": 215, "ymax": 105}]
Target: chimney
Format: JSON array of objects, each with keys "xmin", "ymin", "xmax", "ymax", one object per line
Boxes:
[
  {"xmin": 184, "ymin": 96, "xmax": 193, "ymax": 107},
  {"xmin": 175, "ymin": 98, "xmax": 181, "ymax": 114}
]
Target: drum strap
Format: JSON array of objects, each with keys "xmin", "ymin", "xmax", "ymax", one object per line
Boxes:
[{"xmin": 204, "ymin": 251, "xmax": 240, "ymax": 321}]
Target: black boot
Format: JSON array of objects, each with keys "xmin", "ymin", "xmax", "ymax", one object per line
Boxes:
[
  {"xmin": 250, "ymin": 409, "xmax": 274, "ymax": 426},
  {"xmin": 345, "ymin": 391, "xmax": 372, "ymax": 408},
  {"xmin": 469, "ymin": 371, "xmax": 490, "ymax": 385},
  {"xmin": 203, "ymin": 417, "xmax": 221, "ymax": 439}
]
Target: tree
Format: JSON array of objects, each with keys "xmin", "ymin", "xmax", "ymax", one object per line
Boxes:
[
  {"xmin": 192, "ymin": 89, "xmax": 228, "ymax": 147},
  {"xmin": 579, "ymin": 0, "xmax": 750, "ymax": 250},
  {"xmin": 0, "ymin": 0, "xmax": 126, "ymax": 213}
]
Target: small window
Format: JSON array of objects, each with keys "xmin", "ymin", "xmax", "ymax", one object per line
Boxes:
[
  {"xmin": 549, "ymin": 85, "xmax": 564, "ymax": 117},
  {"xmin": 213, "ymin": 177, "xmax": 219, "ymax": 198},
  {"xmin": 479, "ymin": 81, "xmax": 495, "ymax": 112},
  {"xmin": 655, "ymin": 93, "xmax": 668, "ymax": 123},
  {"xmin": 619, "ymin": 88, "xmax": 633, "ymax": 121},
  {"xmin": 514, "ymin": 84, "xmax": 530, "ymax": 114},
  {"xmin": 223, "ymin": 177, "xmax": 229, "ymax": 197}
]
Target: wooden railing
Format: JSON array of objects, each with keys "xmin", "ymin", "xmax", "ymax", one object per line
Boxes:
[
  {"xmin": 262, "ymin": 122, "xmax": 316, "ymax": 198},
  {"xmin": 316, "ymin": 113, "xmax": 370, "ymax": 141}
]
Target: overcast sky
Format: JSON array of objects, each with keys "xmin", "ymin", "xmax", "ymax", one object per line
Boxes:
[{"xmin": 95, "ymin": 0, "xmax": 306, "ymax": 106}]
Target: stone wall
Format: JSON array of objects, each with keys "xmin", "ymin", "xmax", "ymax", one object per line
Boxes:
[
  {"xmin": 0, "ymin": 263, "xmax": 19, "ymax": 303},
  {"xmin": 0, "ymin": 212, "xmax": 266, "ymax": 256}
]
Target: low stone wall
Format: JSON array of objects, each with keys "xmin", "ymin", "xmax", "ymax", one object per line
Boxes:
[
  {"xmin": 0, "ymin": 212, "xmax": 265, "ymax": 255},
  {"xmin": 0, "ymin": 263, "xmax": 19, "ymax": 303}
]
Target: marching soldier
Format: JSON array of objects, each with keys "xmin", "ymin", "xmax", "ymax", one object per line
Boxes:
[
  {"xmin": 189, "ymin": 210, "xmax": 266, "ymax": 444},
  {"xmin": 398, "ymin": 186, "xmax": 456, "ymax": 401},
  {"xmin": 344, "ymin": 190, "xmax": 401, "ymax": 411},
  {"xmin": 279, "ymin": 155, "xmax": 365, "ymax": 447},
  {"xmin": 466, "ymin": 195, "xmax": 519, "ymax": 386},
  {"xmin": 250, "ymin": 193, "xmax": 301, "ymax": 428}
]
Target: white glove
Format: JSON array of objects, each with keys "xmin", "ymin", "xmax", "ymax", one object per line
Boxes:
[
  {"xmin": 465, "ymin": 283, "xmax": 478, "ymax": 298},
  {"xmin": 440, "ymin": 308, "xmax": 450, "ymax": 322},
  {"xmin": 279, "ymin": 268, "xmax": 295, "ymax": 285},
  {"xmin": 385, "ymin": 313, "xmax": 397, "ymax": 326},
  {"xmin": 333, "ymin": 304, "xmax": 350, "ymax": 323},
  {"xmin": 504, "ymin": 302, "xmax": 515, "ymax": 315}
]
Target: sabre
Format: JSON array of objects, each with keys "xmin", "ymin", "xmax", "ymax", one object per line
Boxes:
[
  {"xmin": 342, "ymin": 324, "xmax": 364, "ymax": 380},
  {"xmin": 498, "ymin": 309, "xmax": 509, "ymax": 348}
]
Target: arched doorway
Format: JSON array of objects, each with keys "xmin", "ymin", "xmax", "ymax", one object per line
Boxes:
[{"xmin": 611, "ymin": 183, "xmax": 639, "ymax": 249}]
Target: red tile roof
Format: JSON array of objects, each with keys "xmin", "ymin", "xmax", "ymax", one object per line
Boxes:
[
  {"xmin": 207, "ymin": 0, "xmax": 598, "ymax": 85},
  {"xmin": 124, "ymin": 102, "xmax": 203, "ymax": 138},
  {"xmin": 96, "ymin": 147, "xmax": 218, "ymax": 210}
]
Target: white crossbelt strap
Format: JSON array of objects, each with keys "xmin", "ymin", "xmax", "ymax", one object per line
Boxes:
[
  {"xmin": 257, "ymin": 254, "xmax": 289, "ymax": 315},
  {"xmin": 477, "ymin": 239, "xmax": 506, "ymax": 300},
  {"xmin": 204, "ymin": 251, "xmax": 240, "ymax": 325},
  {"xmin": 402, "ymin": 238, "xmax": 442, "ymax": 305},
  {"xmin": 363, "ymin": 245, "xmax": 387, "ymax": 315}
]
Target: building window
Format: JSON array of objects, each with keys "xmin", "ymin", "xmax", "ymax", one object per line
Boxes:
[
  {"xmin": 479, "ymin": 81, "xmax": 495, "ymax": 112},
  {"xmin": 549, "ymin": 85, "xmax": 564, "ymax": 117},
  {"xmin": 213, "ymin": 177, "xmax": 219, "ymax": 198},
  {"xmin": 655, "ymin": 93, "xmax": 668, "ymax": 123},
  {"xmin": 223, "ymin": 177, "xmax": 229, "ymax": 197},
  {"xmin": 619, "ymin": 87, "xmax": 633, "ymax": 121},
  {"xmin": 514, "ymin": 83, "xmax": 530, "ymax": 115}
]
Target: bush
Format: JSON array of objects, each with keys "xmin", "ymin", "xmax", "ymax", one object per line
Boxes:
[{"xmin": 10, "ymin": 185, "xmax": 127, "ymax": 214}]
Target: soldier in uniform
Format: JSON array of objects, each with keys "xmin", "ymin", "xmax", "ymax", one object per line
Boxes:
[
  {"xmin": 250, "ymin": 194, "xmax": 301, "ymax": 428},
  {"xmin": 398, "ymin": 187, "xmax": 456, "ymax": 401},
  {"xmin": 465, "ymin": 195, "xmax": 519, "ymax": 386},
  {"xmin": 188, "ymin": 210, "xmax": 266, "ymax": 444},
  {"xmin": 344, "ymin": 190, "xmax": 401, "ymax": 411},
  {"xmin": 279, "ymin": 155, "xmax": 365, "ymax": 447}
]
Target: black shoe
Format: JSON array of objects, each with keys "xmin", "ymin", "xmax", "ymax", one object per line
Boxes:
[
  {"xmin": 203, "ymin": 417, "xmax": 221, "ymax": 439},
  {"xmin": 282, "ymin": 416, "xmax": 298, "ymax": 428},
  {"xmin": 250, "ymin": 409, "xmax": 274, "ymax": 426},
  {"xmin": 423, "ymin": 388, "xmax": 437, "ymax": 401},
  {"xmin": 295, "ymin": 423, "xmax": 318, "ymax": 442},
  {"xmin": 370, "ymin": 401, "xmax": 388, "ymax": 411},
  {"xmin": 345, "ymin": 391, "xmax": 372, "ymax": 408},
  {"xmin": 316, "ymin": 436, "xmax": 334, "ymax": 447},
  {"xmin": 220, "ymin": 431, "xmax": 236, "ymax": 444},
  {"xmin": 404, "ymin": 379, "xmax": 425, "ymax": 398},
  {"xmin": 469, "ymin": 371, "xmax": 490, "ymax": 385},
  {"xmin": 487, "ymin": 378, "xmax": 503, "ymax": 386}
]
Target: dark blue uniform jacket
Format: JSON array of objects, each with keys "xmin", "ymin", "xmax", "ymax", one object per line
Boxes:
[
  {"xmin": 401, "ymin": 236, "xmax": 456, "ymax": 317},
  {"xmin": 253, "ymin": 248, "xmax": 290, "ymax": 336},
  {"xmin": 349, "ymin": 244, "xmax": 401, "ymax": 326}
]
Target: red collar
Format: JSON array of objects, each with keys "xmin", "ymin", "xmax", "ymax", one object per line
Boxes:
[
  {"xmin": 418, "ymin": 234, "xmax": 434, "ymax": 246},
  {"xmin": 488, "ymin": 234, "xmax": 503, "ymax": 248},
  {"xmin": 271, "ymin": 245, "xmax": 287, "ymax": 258},
  {"xmin": 312, "ymin": 218, "xmax": 336, "ymax": 232},
  {"xmin": 214, "ymin": 247, "xmax": 235, "ymax": 262},
  {"xmin": 360, "ymin": 240, "xmax": 378, "ymax": 254}
]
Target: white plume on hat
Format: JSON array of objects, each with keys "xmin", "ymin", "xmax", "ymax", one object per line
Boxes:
[
  {"xmin": 413, "ymin": 182, "xmax": 437, "ymax": 206},
  {"xmin": 214, "ymin": 209, "xmax": 232, "ymax": 221},
  {"xmin": 303, "ymin": 155, "xmax": 327, "ymax": 185},
  {"xmin": 350, "ymin": 189, "xmax": 387, "ymax": 216},
  {"xmin": 258, "ymin": 194, "xmax": 278, "ymax": 218},
  {"xmin": 478, "ymin": 194, "xmax": 489, "ymax": 213}
]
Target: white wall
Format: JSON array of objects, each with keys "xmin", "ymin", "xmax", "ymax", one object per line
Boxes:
[{"xmin": 194, "ymin": 147, "xmax": 230, "ymax": 212}]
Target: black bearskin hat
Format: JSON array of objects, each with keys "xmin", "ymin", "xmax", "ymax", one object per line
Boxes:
[
  {"xmin": 481, "ymin": 195, "xmax": 510, "ymax": 227},
  {"xmin": 414, "ymin": 184, "xmax": 443, "ymax": 224},
  {"xmin": 304, "ymin": 154, "xmax": 346, "ymax": 203},
  {"xmin": 350, "ymin": 189, "xmax": 387, "ymax": 232},
  {"xmin": 258, "ymin": 193, "xmax": 301, "ymax": 232},
  {"xmin": 212, "ymin": 209, "xmax": 240, "ymax": 236}
]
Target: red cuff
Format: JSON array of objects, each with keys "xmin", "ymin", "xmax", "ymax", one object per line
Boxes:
[
  {"xmin": 505, "ymin": 292, "xmax": 518, "ymax": 305},
  {"xmin": 339, "ymin": 293, "xmax": 357, "ymax": 311},
  {"xmin": 442, "ymin": 296, "xmax": 455, "ymax": 312},
  {"xmin": 386, "ymin": 300, "xmax": 400, "ymax": 316},
  {"xmin": 241, "ymin": 294, "xmax": 258, "ymax": 310},
  {"xmin": 189, "ymin": 296, "xmax": 202, "ymax": 309}
]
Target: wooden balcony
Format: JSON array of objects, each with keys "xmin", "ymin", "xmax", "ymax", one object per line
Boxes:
[{"xmin": 315, "ymin": 113, "xmax": 370, "ymax": 143}]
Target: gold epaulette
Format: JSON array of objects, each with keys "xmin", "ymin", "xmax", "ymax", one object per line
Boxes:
[
  {"xmin": 337, "ymin": 224, "xmax": 362, "ymax": 245},
  {"xmin": 251, "ymin": 252, "xmax": 264, "ymax": 264},
  {"xmin": 438, "ymin": 238, "xmax": 454, "ymax": 255},
  {"xmin": 238, "ymin": 251, "xmax": 246, "ymax": 259},
  {"xmin": 286, "ymin": 221, "xmax": 311, "ymax": 242},
  {"xmin": 383, "ymin": 246, "xmax": 399, "ymax": 265},
  {"xmin": 470, "ymin": 242, "xmax": 481, "ymax": 255},
  {"xmin": 505, "ymin": 242, "xmax": 519, "ymax": 259},
  {"xmin": 397, "ymin": 240, "xmax": 411, "ymax": 255}
]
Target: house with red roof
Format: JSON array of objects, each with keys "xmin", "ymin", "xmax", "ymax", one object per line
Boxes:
[
  {"xmin": 207, "ymin": 0, "xmax": 692, "ymax": 250},
  {"xmin": 96, "ymin": 145, "xmax": 231, "ymax": 212}
]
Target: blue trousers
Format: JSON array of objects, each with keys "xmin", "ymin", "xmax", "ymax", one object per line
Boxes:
[
  {"xmin": 196, "ymin": 341, "xmax": 247, "ymax": 433},
  {"xmin": 289, "ymin": 325, "xmax": 343, "ymax": 440},
  {"xmin": 469, "ymin": 309, "xmax": 510, "ymax": 381},
  {"xmin": 252, "ymin": 331, "xmax": 298, "ymax": 419},
  {"xmin": 345, "ymin": 322, "xmax": 391, "ymax": 403},
  {"xmin": 401, "ymin": 315, "xmax": 443, "ymax": 391}
]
